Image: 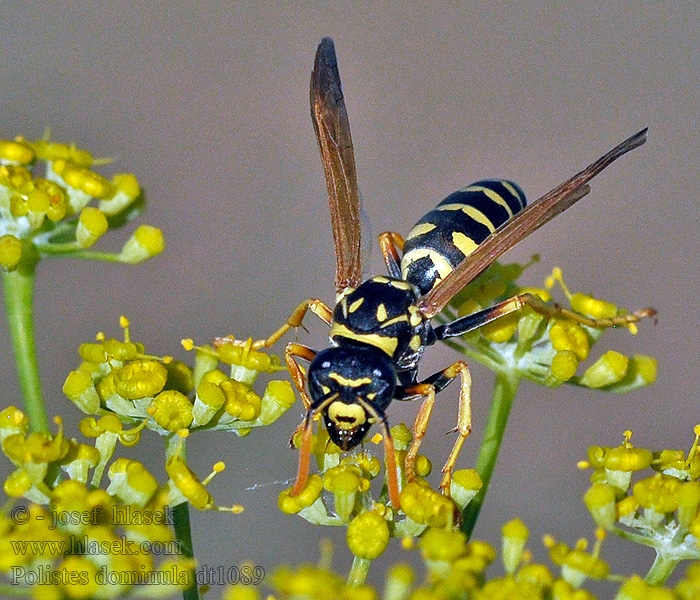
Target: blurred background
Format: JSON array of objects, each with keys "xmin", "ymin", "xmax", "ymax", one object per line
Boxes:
[{"xmin": 1, "ymin": 1, "xmax": 698, "ymax": 595}]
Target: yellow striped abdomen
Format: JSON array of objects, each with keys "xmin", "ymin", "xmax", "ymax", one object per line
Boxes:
[{"xmin": 400, "ymin": 179, "xmax": 526, "ymax": 296}]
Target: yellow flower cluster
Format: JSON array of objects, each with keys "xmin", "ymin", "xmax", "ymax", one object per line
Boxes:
[
  {"xmin": 0, "ymin": 408, "xmax": 199, "ymax": 599},
  {"xmin": 278, "ymin": 421, "xmax": 483, "ymax": 561},
  {"xmin": 0, "ymin": 136, "xmax": 163, "ymax": 270},
  {"xmin": 442, "ymin": 261, "xmax": 656, "ymax": 391},
  {"xmin": 580, "ymin": 429, "xmax": 700, "ymax": 588},
  {"xmin": 63, "ymin": 319, "xmax": 295, "ymax": 438}
]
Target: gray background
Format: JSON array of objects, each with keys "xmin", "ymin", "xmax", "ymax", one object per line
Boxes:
[{"xmin": 1, "ymin": 1, "xmax": 698, "ymax": 595}]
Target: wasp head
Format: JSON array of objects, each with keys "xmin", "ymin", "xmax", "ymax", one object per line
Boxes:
[{"xmin": 307, "ymin": 345, "xmax": 396, "ymax": 451}]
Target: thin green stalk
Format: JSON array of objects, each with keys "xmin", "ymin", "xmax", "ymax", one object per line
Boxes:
[
  {"xmin": 461, "ymin": 369, "xmax": 521, "ymax": 537},
  {"xmin": 645, "ymin": 552, "xmax": 679, "ymax": 586},
  {"xmin": 166, "ymin": 436, "xmax": 199, "ymax": 600},
  {"xmin": 347, "ymin": 556, "xmax": 371, "ymax": 586},
  {"xmin": 1, "ymin": 257, "xmax": 49, "ymax": 433}
]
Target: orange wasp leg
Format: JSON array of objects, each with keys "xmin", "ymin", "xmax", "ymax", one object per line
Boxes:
[
  {"xmin": 249, "ymin": 298, "xmax": 333, "ymax": 350},
  {"xmin": 378, "ymin": 231, "xmax": 405, "ymax": 278},
  {"xmin": 401, "ymin": 361, "xmax": 472, "ymax": 495},
  {"xmin": 357, "ymin": 398, "xmax": 401, "ymax": 509}
]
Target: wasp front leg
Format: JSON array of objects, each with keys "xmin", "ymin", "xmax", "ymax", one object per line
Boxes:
[
  {"xmin": 285, "ymin": 342, "xmax": 318, "ymax": 498},
  {"xmin": 378, "ymin": 231, "xmax": 405, "ymax": 279},
  {"xmin": 434, "ymin": 293, "xmax": 655, "ymax": 340},
  {"xmin": 247, "ymin": 298, "xmax": 333, "ymax": 350},
  {"xmin": 398, "ymin": 361, "xmax": 472, "ymax": 494}
]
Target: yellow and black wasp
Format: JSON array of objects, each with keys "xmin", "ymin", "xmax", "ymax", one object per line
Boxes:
[{"xmin": 259, "ymin": 38, "xmax": 653, "ymax": 509}]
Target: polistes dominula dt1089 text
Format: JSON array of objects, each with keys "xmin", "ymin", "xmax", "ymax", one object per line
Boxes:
[{"xmin": 251, "ymin": 38, "xmax": 654, "ymax": 510}]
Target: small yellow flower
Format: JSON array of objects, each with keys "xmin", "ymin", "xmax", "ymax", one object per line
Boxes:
[
  {"xmin": 501, "ymin": 518, "xmax": 529, "ymax": 574},
  {"xmin": 107, "ymin": 458, "xmax": 160, "ymax": 507},
  {"xmin": 583, "ymin": 483, "xmax": 617, "ymax": 529},
  {"xmin": 633, "ymin": 474, "xmax": 681, "ymax": 515},
  {"xmin": 450, "ymin": 469, "xmax": 483, "ymax": 507},
  {"xmin": 76, "ymin": 206, "xmax": 108, "ymax": 247},
  {"xmin": 63, "ymin": 369, "xmax": 101, "ymax": 413},
  {"xmin": 579, "ymin": 350, "xmax": 629, "ymax": 388},
  {"xmin": 0, "ymin": 138, "xmax": 35, "ymax": 164},
  {"xmin": 56, "ymin": 555, "xmax": 100, "ymax": 599},
  {"xmin": 550, "ymin": 349, "xmax": 579, "ymax": 382},
  {"xmin": 221, "ymin": 379, "xmax": 262, "ymax": 422},
  {"xmin": 347, "ymin": 510, "xmax": 390, "ymax": 559},
  {"xmin": 549, "ymin": 319, "xmax": 589, "ymax": 361},
  {"xmin": 0, "ymin": 234, "xmax": 23, "ymax": 269},
  {"xmin": 119, "ymin": 224, "xmax": 165, "ymax": 263},
  {"xmin": 113, "ymin": 359, "xmax": 168, "ymax": 400},
  {"xmin": 420, "ymin": 528, "xmax": 468, "ymax": 562},
  {"xmin": 278, "ymin": 475, "xmax": 323, "ymax": 514},
  {"xmin": 149, "ymin": 389, "xmax": 194, "ymax": 431},
  {"xmin": 165, "ymin": 452, "xmax": 229, "ymax": 510},
  {"xmin": 400, "ymin": 481, "xmax": 458, "ymax": 529},
  {"xmin": 54, "ymin": 159, "xmax": 113, "ymax": 199},
  {"xmin": 99, "ymin": 172, "xmax": 141, "ymax": 215}
]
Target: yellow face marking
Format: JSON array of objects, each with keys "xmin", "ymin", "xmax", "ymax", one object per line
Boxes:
[
  {"xmin": 376, "ymin": 303, "xmax": 388, "ymax": 322},
  {"xmin": 321, "ymin": 385, "xmax": 331, "ymax": 394},
  {"xmin": 328, "ymin": 401, "xmax": 366, "ymax": 430},
  {"xmin": 328, "ymin": 372, "xmax": 373, "ymax": 387},
  {"xmin": 463, "ymin": 184, "xmax": 515, "ymax": 217},
  {"xmin": 330, "ymin": 323, "xmax": 399, "ymax": 356},
  {"xmin": 405, "ymin": 221, "xmax": 436, "ymax": 241},
  {"xmin": 409, "ymin": 334, "xmax": 422, "ymax": 351},
  {"xmin": 373, "ymin": 276, "xmax": 390, "ymax": 284},
  {"xmin": 349, "ymin": 297, "xmax": 364, "ymax": 313},
  {"xmin": 452, "ymin": 231, "xmax": 479, "ymax": 257}
]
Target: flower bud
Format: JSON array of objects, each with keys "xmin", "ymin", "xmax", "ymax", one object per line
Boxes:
[
  {"xmin": 76, "ymin": 207, "xmax": 108, "ymax": 247},
  {"xmin": 119, "ymin": 225, "xmax": 164, "ymax": 263}
]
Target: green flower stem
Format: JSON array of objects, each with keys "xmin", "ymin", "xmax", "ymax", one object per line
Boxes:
[
  {"xmin": 37, "ymin": 244, "xmax": 125, "ymax": 262},
  {"xmin": 347, "ymin": 556, "xmax": 371, "ymax": 587},
  {"xmin": 645, "ymin": 552, "xmax": 679, "ymax": 586},
  {"xmin": 1, "ymin": 258, "xmax": 49, "ymax": 433},
  {"xmin": 461, "ymin": 369, "xmax": 521, "ymax": 537},
  {"xmin": 166, "ymin": 436, "xmax": 199, "ymax": 600}
]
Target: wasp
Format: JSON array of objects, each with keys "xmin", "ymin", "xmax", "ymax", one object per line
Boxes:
[{"xmin": 256, "ymin": 38, "xmax": 653, "ymax": 509}]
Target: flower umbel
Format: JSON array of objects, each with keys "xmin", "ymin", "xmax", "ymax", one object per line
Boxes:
[{"xmin": 0, "ymin": 135, "xmax": 163, "ymax": 267}]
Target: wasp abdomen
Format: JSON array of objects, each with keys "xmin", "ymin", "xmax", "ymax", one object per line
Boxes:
[{"xmin": 400, "ymin": 179, "xmax": 527, "ymax": 296}]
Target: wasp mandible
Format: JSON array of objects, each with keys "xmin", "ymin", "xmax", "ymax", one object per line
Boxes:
[{"xmin": 256, "ymin": 38, "xmax": 653, "ymax": 509}]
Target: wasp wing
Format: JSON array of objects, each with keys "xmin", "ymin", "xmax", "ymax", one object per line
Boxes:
[
  {"xmin": 418, "ymin": 128, "xmax": 648, "ymax": 318},
  {"xmin": 311, "ymin": 37, "xmax": 364, "ymax": 294}
]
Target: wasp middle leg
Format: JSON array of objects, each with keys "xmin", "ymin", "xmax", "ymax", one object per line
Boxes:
[{"xmin": 397, "ymin": 361, "xmax": 473, "ymax": 494}]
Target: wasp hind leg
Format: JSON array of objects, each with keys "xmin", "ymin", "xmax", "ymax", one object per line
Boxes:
[
  {"xmin": 397, "ymin": 361, "xmax": 472, "ymax": 495},
  {"xmin": 434, "ymin": 293, "xmax": 656, "ymax": 340},
  {"xmin": 378, "ymin": 231, "xmax": 405, "ymax": 279}
]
